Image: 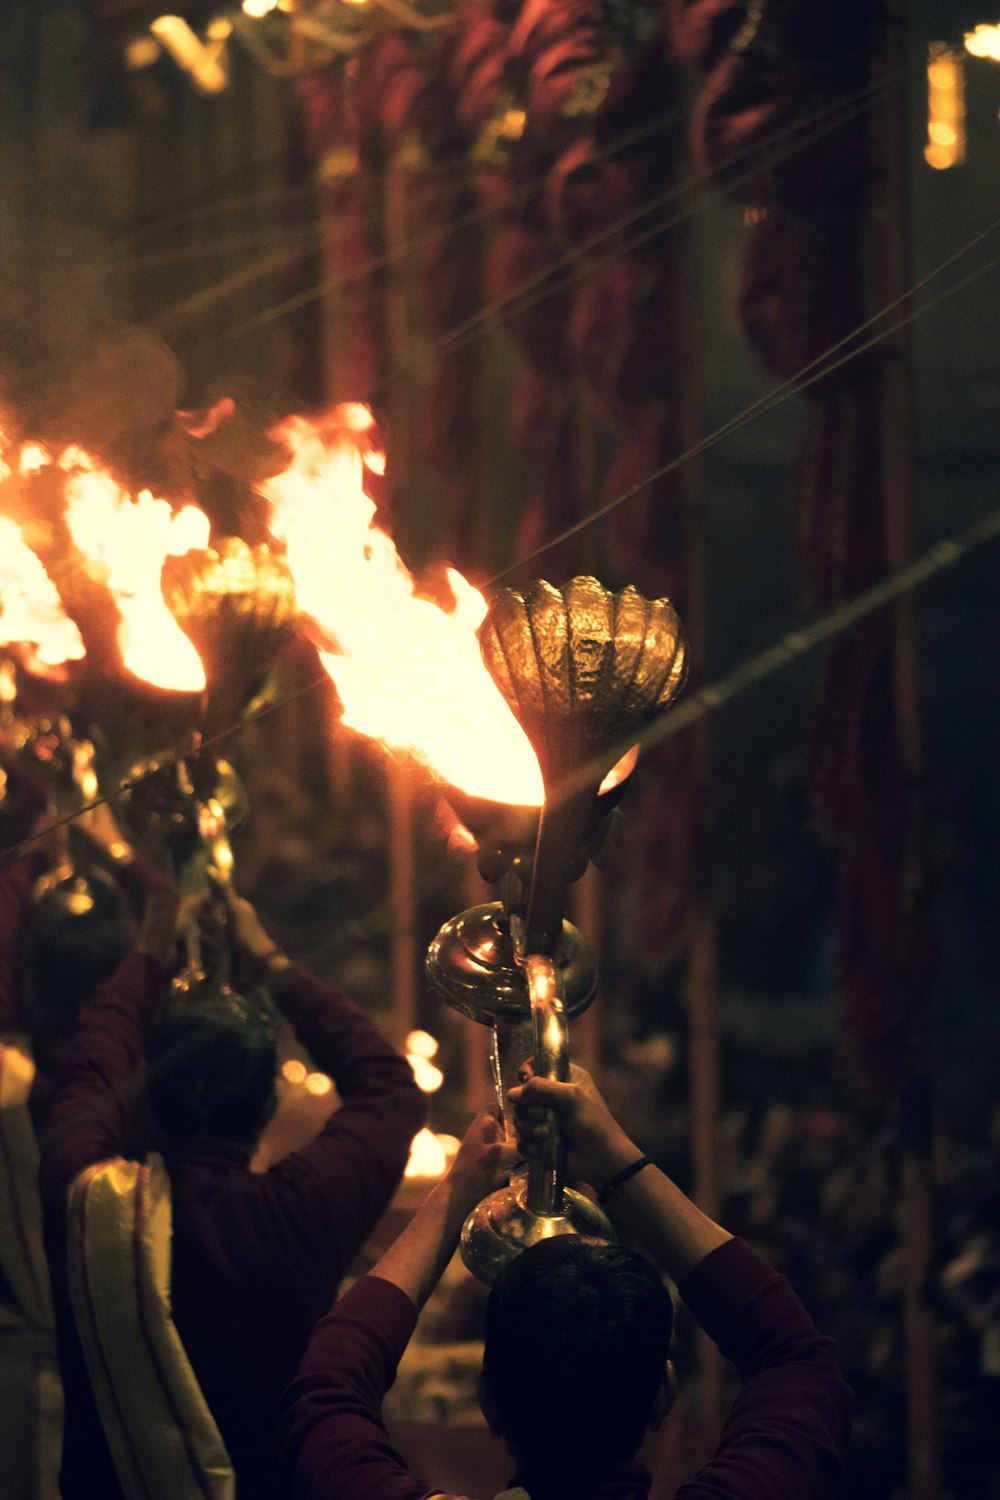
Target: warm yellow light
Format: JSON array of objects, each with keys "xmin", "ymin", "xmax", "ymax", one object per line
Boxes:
[
  {"xmin": 964, "ymin": 23, "xmax": 1000, "ymax": 61},
  {"xmin": 304, "ymin": 1072, "xmax": 333, "ymax": 1096},
  {"xmin": 125, "ymin": 36, "xmax": 161, "ymax": 70},
  {"xmin": 405, "ymin": 1029, "xmax": 439, "ymax": 1060},
  {"xmin": 242, "ymin": 0, "xmax": 279, "ymax": 15},
  {"xmin": 150, "ymin": 16, "xmax": 229, "ymax": 93},
  {"xmin": 282, "ymin": 1059, "xmax": 307, "ymax": 1085},
  {"xmin": 404, "ymin": 1128, "xmax": 460, "ymax": 1180},
  {"xmin": 206, "ymin": 17, "xmax": 233, "ymax": 41},
  {"xmin": 925, "ymin": 44, "xmax": 966, "ymax": 169}
]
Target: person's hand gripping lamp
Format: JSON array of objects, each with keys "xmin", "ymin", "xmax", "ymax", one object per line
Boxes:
[{"xmin": 427, "ymin": 577, "xmax": 687, "ymax": 1284}]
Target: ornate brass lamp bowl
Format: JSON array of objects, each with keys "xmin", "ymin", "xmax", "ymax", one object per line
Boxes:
[{"xmin": 428, "ymin": 576, "xmax": 687, "ymax": 1284}]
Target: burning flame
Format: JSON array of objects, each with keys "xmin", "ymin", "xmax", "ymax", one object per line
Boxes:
[
  {"xmin": 261, "ymin": 411, "xmax": 544, "ymax": 805},
  {"xmin": 2, "ymin": 431, "xmax": 212, "ymax": 694},
  {"xmin": 59, "ymin": 447, "xmax": 211, "ymax": 692},
  {"xmin": 404, "ymin": 1126, "xmax": 460, "ymax": 1181},
  {"xmin": 0, "ymin": 515, "xmax": 86, "ymax": 670}
]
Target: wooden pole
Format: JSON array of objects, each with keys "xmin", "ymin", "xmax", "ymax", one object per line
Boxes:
[
  {"xmin": 872, "ymin": 12, "xmax": 939, "ymax": 1497},
  {"xmin": 383, "ymin": 146, "xmax": 419, "ymax": 1050},
  {"xmin": 673, "ymin": 184, "xmax": 725, "ymax": 1438}
]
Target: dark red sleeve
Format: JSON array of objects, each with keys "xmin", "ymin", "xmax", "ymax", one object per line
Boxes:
[
  {"xmin": 673, "ymin": 1238, "xmax": 854, "ymax": 1500},
  {"xmin": 278, "ymin": 1275, "xmax": 443, "ymax": 1500},
  {"xmin": 0, "ymin": 854, "xmax": 44, "ymax": 1033},
  {"xmin": 259, "ymin": 968, "xmax": 426, "ymax": 1270},
  {"xmin": 38, "ymin": 950, "xmax": 166, "ymax": 1209}
]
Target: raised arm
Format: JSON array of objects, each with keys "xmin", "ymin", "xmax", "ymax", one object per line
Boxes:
[
  {"xmin": 510, "ymin": 1064, "xmax": 854, "ymax": 1500},
  {"xmin": 38, "ymin": 877, "xmax": 178, "ymax": 1206},
  {"xmin": 278, "ymin": 1111, "xmax": 518, "ymax": 1500},
  {"xmin": 221, "ymin": 884, "xmax": 427, "ymax": 1263}
]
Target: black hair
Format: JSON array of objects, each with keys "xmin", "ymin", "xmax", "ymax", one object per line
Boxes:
[
  {"xmin": 28, "ymin": 906, "xmax": 131, "ymax": 1039},
  {"xmin": 145, "ymin": 988, "xmax": 280, "ymax": 1146},
  {"xmin": 482, "ymin": 1236, "xmax": 674, "ymax": 1482}
]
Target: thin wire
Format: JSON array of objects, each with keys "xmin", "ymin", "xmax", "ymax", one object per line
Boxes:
[
  {"xmin": 187, "ymin": 71, "xmax": 894, "ymax": 350},
  {"xmin": 488, "ymin": 228, "xmax": 1000, "ymax": 583},
  {"xmin": 174, "ymin": 101, "xmax": 697, "ymax": 347},
  {"xmin": 370, "ymin": 74, "xmax": 895, "ymax": 398}
]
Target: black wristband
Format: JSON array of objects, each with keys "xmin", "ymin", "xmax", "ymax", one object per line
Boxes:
[{"xmin": 597, "ymin": 1155, "xmax": 654, "ymax": 1206}]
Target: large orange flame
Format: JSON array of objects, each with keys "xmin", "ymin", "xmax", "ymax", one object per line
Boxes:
[
  {"xmin": 59, "ymin": 447, "xmax": 211, "ymax": 692},
  {"xmin": 0, "ymin": 514, "xmax": 86, "ymax": 671},
  {"xmin": 261, "ymin": 410, "xmax": 543, "ymax": 806}
]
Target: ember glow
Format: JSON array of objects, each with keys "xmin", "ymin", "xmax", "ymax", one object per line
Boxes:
[
  {"xmin": 60, "ymin": 449, "xmax": 211, "ymax": 692},
  {"xmin": 0, "ymin": 516, "xmax": 86, "ymax": 669},
  {"xmin": 261, "ymin": 411, "xmax": 544, "ymax": 806}
]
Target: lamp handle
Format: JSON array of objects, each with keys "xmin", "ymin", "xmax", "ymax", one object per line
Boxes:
[{"xmin": 523, "ymin": 953, "xmax": 568, "ymax": 1216}]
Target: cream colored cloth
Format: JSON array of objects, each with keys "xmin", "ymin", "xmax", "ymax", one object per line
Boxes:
[
  {"xmin": 66, "ymin": 1152, "xmax": 235, "ymax": 1500},
  {"xmin": 0, "ymin": 1039, "xmax": 64, "ymax": 1500}
]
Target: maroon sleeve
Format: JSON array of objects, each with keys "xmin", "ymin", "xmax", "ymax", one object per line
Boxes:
[
  {"xmin": 38, "ymin": 949, "xmax": 166, "ymax": 1208},
  {"xmin": 673, "ymin": 1238, "xmax": 854, "ymax": 1500},
  {"xmin": 0, "ymin": 854, "xmax": 44, "ymax": 1033},
  {"xmin": 278, "ymin": 1275, "xmax": 444, "ymax": 1500},
  {"xmin": 258, "ymin": 968, "xmax": 426, "ymax": 1270}
]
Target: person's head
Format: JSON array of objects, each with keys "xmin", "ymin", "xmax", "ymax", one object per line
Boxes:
[
  {"xmin": 480, "ymin": 1236, "xmax": 675, "ymax": 1483},
  {"xmin": 145, "ymin": 987, "xmax": 280, "ymax": 1146},
  {"xmin": 28, "ymin": 900, "xmax": 131, "ymax": 1065}
]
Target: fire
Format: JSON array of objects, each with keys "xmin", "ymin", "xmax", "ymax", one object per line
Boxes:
[
  {"xmin": 404, "ymin": 1126, "xmax": 460, "ymax": 1181},
  {"xmin": 261, "ymin": 411, "xmax": 544, "ymax": 806},
  {"xmin": 0, "ymin": 515, "xmax": 86, "ymax": 670},
  {"xmin": 60, "ymin": 448, "xmax": 211, "ymax": 692}
]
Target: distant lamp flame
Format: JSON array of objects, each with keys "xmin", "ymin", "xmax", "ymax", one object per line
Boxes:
[
  {"xmin": 404, "ymin": 1126, "xmax": 460, "ymax": 1180},
  {"xmin": 261, "ymin": 411, "xmax": 544, "ymax": 806},
  {"xmin": 61, "ymin": 452, "xmax": 209, "ymax": 692},
  {"xmin": 282, "ymin": 1059, "xmax": 307, "ymax": 1085},
  {"xmin": 150, "ymin": 15, "xmax": 229, "ymax": 93},
  {"xmin": 405, "ymin": 1028, "xmax": 445, "ymax": 1093},
  {"xmin": 965, "ymin": 23, "xmax": 1000, "ymax": 61},
  {"xmin": 925, "ymin": 43, "xmax": 966, "ymax": 169}
]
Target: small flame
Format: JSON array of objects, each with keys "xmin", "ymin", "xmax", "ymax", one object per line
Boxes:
[
  {"xmin": 404, "ymin": 1126, "xmax": 461, "ymax": 1180},
  {"xmin": 261, "ymin": 412, "xmax": 543, "ymax": 805},
  {"xmin": 0, "ymin": 515, "xmax": 86, "ymax": 669},
  {"xmin": 406, "ymin": 1029, "xmax": 445, "ymax": 1093},
  {"xmin": 60, "ymin": 448, "xmax": 210, "ymax": 692}
]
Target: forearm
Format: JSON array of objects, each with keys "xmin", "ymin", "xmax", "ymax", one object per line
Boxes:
[
  {"xmin": 370, "ymin": 1176, "xmax": 472, "ymax": 1312},
  {"xmin": 602, "ymin": 1159, "xmax": 732, "ymax": 1283}
]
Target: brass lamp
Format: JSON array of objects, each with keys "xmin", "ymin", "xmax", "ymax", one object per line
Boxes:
[{"xmin": 427, "ymin": 576, "xmax": 687, "ymax": 1283}]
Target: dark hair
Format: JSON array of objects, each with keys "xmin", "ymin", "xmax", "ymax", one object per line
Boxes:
[
  {"xmin": 29, "ymin": 910, "xmax": 131, "ymax": 1038},
  {"xmin": 482, "ymin": 1237, "xmax": 674, "ymax": 1480},
  {"xmin": 145, "ymin": 989, "xmax": 280, "ymax": 1145}
]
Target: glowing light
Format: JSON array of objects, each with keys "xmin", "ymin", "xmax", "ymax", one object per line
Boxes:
[
  {"xmin": 61, "ymin": 451, "xmax": 209, "ymax": 692},
  {"xmin": 150, "ymin": 16, "xmax": 229, "ymax": 93},
  {"xmin": 125, "ymin": 36, "xmax": 161, "ymax": 69},
  {"xmin": 242, "ymin": 0, "xmax": 279, "ymax": 14},
  {"xmin": 405, "ymin": 1029, "xmax": 439, "ymax": 1060},
  {"xmin": 304, "ymin": 1071, "xmax": 333, "ymax": 1096},
  {"xmin": 0, "ymin": 516, "xmax": 86, "ymax": 668},
  {"xmin": 404, "ymin": 1127, "xmax": 460, "ymax": 1180},
  {"xmin": 405, "ymin": 1029, "xmax": 444, "ymax": 1093},
  {"xmin": 18, "ymin": 444, "xmax": 50, "ymax": 476},
  {"xmin": 925, "ymin": 43, "xmax": 966, "ymax": 170},
  {"xmin": 965, "ymin": 23, "xmax": 1000, "ymax": 61},
  {"xmin": 261, "ymin": 411, "xmax": 544, "ymax": 806},
  {"xmin": 282, "ymin": 1059, "xmax": 308, "ymax": 1085}
]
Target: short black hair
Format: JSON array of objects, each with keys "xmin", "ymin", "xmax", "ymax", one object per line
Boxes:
[
  {"xmin": 146, "ymin": 988, "xmax": 280, "ymax": 1145},
  {"xmin": 482, "ymin": 1236, "xmax": 674, "ymax": 1481},
  {"xmin": 29, "ymin": 907, "xmax": 131, "ymax": 1038}
]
